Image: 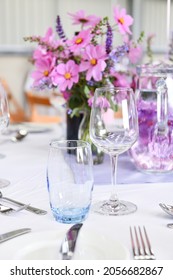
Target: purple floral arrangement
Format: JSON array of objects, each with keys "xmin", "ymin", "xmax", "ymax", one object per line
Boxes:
[{"xmin": 25, "ymin": 6, "xmax": 143, "ymax": 117}]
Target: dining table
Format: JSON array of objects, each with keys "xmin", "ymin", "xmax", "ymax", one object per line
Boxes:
[{"xmin": 0, "ymin": 121, "xmax": 173, "ymax": 261}]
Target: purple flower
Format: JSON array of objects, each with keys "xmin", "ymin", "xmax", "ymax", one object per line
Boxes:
[
  {"xmin": 56, "ymin": 16, "xmax": 67, "ymax": 42},
  {"xmin": 109, "ymin": 43, "xmax": 129, "ymax": 63},
  {"xmin": 106, "ymin": 22, "xmax": 113, "ymax": 54}
]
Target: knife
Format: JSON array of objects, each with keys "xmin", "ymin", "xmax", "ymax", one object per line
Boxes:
[
  {"xmin": 0, "ymin": 228, "xmax": 31, "ymax": 243},
  {"xmin": 60, "ymin": 223, "xmax": 83, "ymax": 260},
  {"xmin": 0, "ymin": 192, "xmax": 47, "ymax": 215}
]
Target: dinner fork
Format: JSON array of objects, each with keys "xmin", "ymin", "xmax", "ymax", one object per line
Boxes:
[
  {"xmin": 130, "ymin": 226, "xmax": 156, "ymax": 260},
  {"xmin": 0, "ymin": 203, "xmax": 29, "ymax": 215}
]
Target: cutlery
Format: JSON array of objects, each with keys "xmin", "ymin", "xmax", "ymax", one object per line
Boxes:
[
  {"xmin": 0, "ymin": 228, "xmax": 31, "ymax": 243},
  {"xmin": 0, "ymin": 191, "xmax": 47, "ymax": 215},
  {"xmin": 10, "ymin": 129, "xmax": 28, "ymax": 142},
  {"xmin": 130, "ymin": 226, "xmax": 156, "ymax": 260},
  {"xmin": 1, "ymin": 129, "xmax": 28, "ymax": 144},
  {"xmin": 0, "ymin": 203, "xmax": 29, "ymax": 215},
  {"xmin": 60, "ymin": 223, "xmax": 83, "ymax": 260},
  {"xmin": 167, "ymin": 224, "xmax": 173, "ymax": 229},
  {"xmin": 159, "ymin": 203, "xmax": 173, "ymax": 217}
]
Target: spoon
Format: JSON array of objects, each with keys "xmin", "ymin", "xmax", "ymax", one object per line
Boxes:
[
  {"xmin": 167, "ymin": 223, "xmax": 173, "ymax": 229},
  {"xmin": 60, "ymin": 223, "xmax": 83, "ymax": 260},
  {"xmin": 10, "ymin": 129, "xmax": 28, "ymax": 143},
  {"xmin": 159, "ymin": 203, "xmax": 173, "ymax": 217}
]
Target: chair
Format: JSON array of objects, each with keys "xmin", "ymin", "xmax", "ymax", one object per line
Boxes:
[
  {"xmin": 0, "ymin": 78, "xmax": 28, "ymax": 123},
  {"xmin": 25, "ymin": 91, "xmax": 62, "ymax": 123}
]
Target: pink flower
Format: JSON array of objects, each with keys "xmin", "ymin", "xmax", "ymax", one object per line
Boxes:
[
  {"xmin": 141, "ymin": 77, "xmax": 158, "ymax": 89},
  {"xmin": 40, "ymin": 27, "xmax": 58, "ymax": 48},
  {"xmin": 32, "ymin": 28, "xmax": 56, "ymax": 60},
  {"xmin": 62, "ymin": 91, "xmax": 71, "ymax": 101},
  {"xmin": 33, "ymin": 47, "xmax": 47, "ymax": 60},
  {"xmin": 113, "ymin": 6, "xmax": 133, "ymax": 35},
  {"xmin": 32, "ymin": 29, "xmax": 63, "ymax": 62},
  {"xmin": 31, "ymin": 54, "xmax": 56, "ymax": 87},
  {"xmin": 68, "ymin": 29, "xmax": 92, "ymax": 53},
  {"xmin": 112, "ymin": 72, "xmax": 130, "ymax": 88},
  {"xmin": 96, "ymin": 97, "xmax": 110, "ymax": 108},
  {"xmin": 42, "ymin": 27, "xmax": 54, "ymax": 44},
  {"xmin": 130, "ymin": 74, "xmax": 137, "ymax": 91},
  {"xmin": 123, "ymin": 36, "xmax": 143, "ymax": 64},
  {"xmin": 88, "ymin": 96, "xmax": 94, "ymax": 107},
  {"xmin": 51, "ymin": 60, "xmax": 79, "ymax": 91},
  {"xmin": 128, "ymin": 43, "xmax": 143, "ymax": 64},
  {"xmin": 79, "ymin": 45, "xmax": 107, "ymax": 81},
  {"xmin": 53, "ymin": 39, "xmax": 70, "ymax": 59},
  {"xmin": 68, "ymin": 10, "xmax": 100, "ymax": 27},
  {"xmin": 114, "ymin": 90, "xmax": 128, "ymax": 104}
]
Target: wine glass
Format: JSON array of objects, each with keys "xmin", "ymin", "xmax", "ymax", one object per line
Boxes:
[
  {"xmin": 89, "ymin": 86, "xmax": 138, "ymax": 215},
  {"xmin": 0, "ymin": 82, "xmax": 10, "ymax": 188}
]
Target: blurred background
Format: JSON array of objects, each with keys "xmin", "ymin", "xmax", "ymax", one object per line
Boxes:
[{"xmin": 0, "ymin": 0, "xmax": 172, "ymax": 110}]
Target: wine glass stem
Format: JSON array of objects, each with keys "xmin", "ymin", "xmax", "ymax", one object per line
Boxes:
[{"xmin": 110, "ymin": 154, "xmax": 120, "ymax": 205}]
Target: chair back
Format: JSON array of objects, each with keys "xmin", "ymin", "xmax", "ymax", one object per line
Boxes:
[
  {"xmin": 0, "ymin": 78, "xmax": 28, "ymax": 123},
  {"xmin": 25, "ymin": 91, "xmax": 62, "ymax": 123}
]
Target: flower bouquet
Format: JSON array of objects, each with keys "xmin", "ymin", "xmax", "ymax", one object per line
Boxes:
[{"xmin": 25, "ymin": 5, "xmax": 143, "ymax": 162}]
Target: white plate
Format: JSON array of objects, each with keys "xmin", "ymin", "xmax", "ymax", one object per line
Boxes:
[
  {"xmin": 0, "ymin": 228, "xmax": 130, "ymax": 260},
  {"xmin": 8, "ymin": 122, "xmax": 55, "ymax": 133}
]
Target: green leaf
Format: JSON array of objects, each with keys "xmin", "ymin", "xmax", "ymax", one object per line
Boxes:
[
  {"xmin": 70, "ymin": 107, "xmax": 81, "ymax": 117},
  {"xmin": 68, "ymin": 94, "xmax": 83, "ymax": 109},
  {"xmin": 84, "ymin": 85, "xmax": 90, "ymax": 95}
]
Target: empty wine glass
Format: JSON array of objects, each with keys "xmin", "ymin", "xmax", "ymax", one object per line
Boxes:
[
  {"xmin": 0, "ymin": 82, "xmax": 10, "ymax": 188},
  {"xmin": 90, "ymin": 86, "xmax": 138, "ymax": 215}
]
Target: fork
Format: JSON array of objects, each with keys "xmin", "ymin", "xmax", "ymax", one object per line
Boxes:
[
  {"xmin": 130, "ymin": 226, "xmax": 156, "ymax": 260},
  {"xmin": 0, "ymin": 203, "xmax": 29, "ymax": 215},
  {"xmin": 0, "ymin": 191, "xmax": 47, "ymax": 215}
]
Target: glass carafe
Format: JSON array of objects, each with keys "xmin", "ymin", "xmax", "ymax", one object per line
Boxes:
[{"xmin": 129, "ymin": 63, "xmax": 173, "ymax": 173}]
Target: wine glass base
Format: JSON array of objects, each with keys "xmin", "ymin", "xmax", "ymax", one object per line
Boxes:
[
  {"xmin": 92, "ymin": 200, "xmax": 137, "ymax": 216},
  {"xmin": 0, "ymin": 179, "xmax": 10, "ymax": 188}
]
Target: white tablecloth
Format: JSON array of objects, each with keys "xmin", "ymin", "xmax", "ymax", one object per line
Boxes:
[{"xmin": 0, "ymin": 123, "xmax": 173, "ymax": 260}]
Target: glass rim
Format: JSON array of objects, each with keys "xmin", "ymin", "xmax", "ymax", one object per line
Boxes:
[
  {"xmin": 95, "ymin": 86, "xmax": 133, "ymax": 92},
  {"xmin": 49, "ymin": 139, "xmax": 91, "ymax": 150},
  {"xmin": 136, "ymin": 63, "xmax": 173, "ymax": 75}
]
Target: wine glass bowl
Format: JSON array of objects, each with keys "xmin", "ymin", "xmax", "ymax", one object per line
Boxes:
[{"xmin": 90, "ymin": 86, "xmax": 138, "ymax": 215}]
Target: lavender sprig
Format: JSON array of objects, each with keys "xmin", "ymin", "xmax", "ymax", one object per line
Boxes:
[
  {"xmin": 56, "ymin": 16, "xmax": 67, "ymax": 42},
  {"xmin": 109, "ymin": 43, "xmax": 129, "ymax": 63},
  {"xmin": 32, "ymin": 77, "xmax": 53, "ymax": 91},
  {"xmin": 105, "ymin": 22, "xmax": 113, "ymax": 54}
]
